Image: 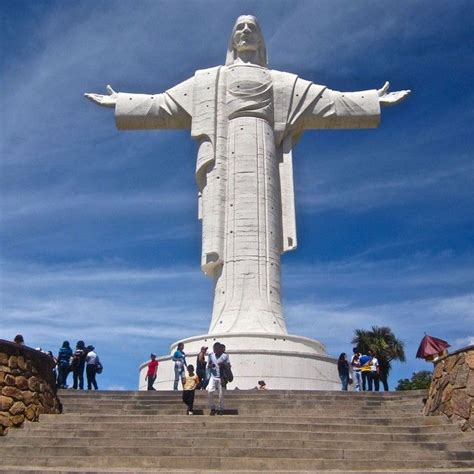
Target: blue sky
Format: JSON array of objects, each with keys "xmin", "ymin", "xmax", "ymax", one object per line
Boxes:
[{"xmin": 1, "ymin": 0, "xmax": 473, "ymax": 390}]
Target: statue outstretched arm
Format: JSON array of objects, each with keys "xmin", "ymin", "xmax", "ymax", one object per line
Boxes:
[
  {"xmin": 377, "ymin": 81, "xmax": 411, "ymax": 107},
  {"xmin": 84, "ymin": 78, "xmax": 193, "ymax": 130},
  {"xmin": 302, "ymin": 82, "xmax": 410, "ymax": 130},
  {"xmin": 85, "ymin": 85, "xmax": 118, "ymax": 107}
]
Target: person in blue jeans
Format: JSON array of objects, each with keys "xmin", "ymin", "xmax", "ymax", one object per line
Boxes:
[
  {"xmin": 172, "ymin": 342, "xmax": 187, "ymax": 390},
  {"xmin": 57, "ymin": 341, "xmax": 73, "ymax": 389},
  {"xmin": 337, "ymin": 352, "xmax": 350, "ymax": 391},
  {"xmin": 350, "ymin": 348, "xmax": 362, "ymax": 391}
]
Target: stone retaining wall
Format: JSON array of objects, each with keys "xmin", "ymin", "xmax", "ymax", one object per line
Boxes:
[
  {"xmin": 424, "ymin": 345, "xmax": 474, "ymax": 431},
  {"xmin": 0, "ymin": 339, "xmax": 61, "ymax": 435}
]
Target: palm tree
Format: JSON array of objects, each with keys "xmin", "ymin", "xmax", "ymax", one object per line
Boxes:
[{"xmin": 352, "ymin": 326, "xmax": 406, "ymax": 390}]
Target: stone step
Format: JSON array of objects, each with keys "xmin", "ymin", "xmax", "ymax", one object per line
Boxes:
[
  {"xmin": 2, "ymin": 436, "xmax": 473, "ymax": 451},
  {"xmin": 58, "ymin": 397, "xmax": 421, "ymax": 403},
  {"xmin": 59, "ymin": 388, "xmax": 428, "ymax": 394},
  {"xmin": 61, "ymin": 408, "xmax": 424, "ymax": 417},
  {"xmin": 36, "ymin": 413, "xmax": 445, "ymax": 426},
  {"xmin": 58, "ymin": 399, "xmax": 424, "ymax": 409},
  {"xmin": 61, "ymin": 408, "xmax": 424, "ymax": 415},
  {"xmin": 61, "ymin": 399, "xmax": 423, "ymax": 406},
  {"xmin": 2, "ymin": 445, "xmax": 474, "ymax": 461},
  {"xmin": 7, "ymin": 428, "xmax": 470, "ymax": 442},
  {"xmin": 59, "ymin": 400, "xmax": 424, "ymax": 409},
  {"xmin": 1, "ymin": 455, "xmax": 472, "ymax": 471},
  {"xmin": 2, "ymin": 470, "xmax": 474, "ymax": 474},
  {"xmin": 0, "ymin": 466, "xmax": 472, "ymax": 474},
  {"xmin": 3, "ymin": 469, "xmax": 474, "ymax": 474},
  {"xmin": 59, "ymin": 399, "xmax": 424, "ymax": 407},
  {"xmin": 59, "ymin": 395, "xmax": 424, "ymax": 402},
  {"xmin": 21, "ymin": 422, "xmax": 457, "ymax": 435},
  {"xmin": 58, "ymin": 388, "xmax": 428, "ymax": 394},
  {"xmin": 58, "ymin": 392, "xmax": 424, "ymax": 401}
]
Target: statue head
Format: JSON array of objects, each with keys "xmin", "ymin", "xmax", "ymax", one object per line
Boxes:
[{"xmin": 226, "ymin": 15, "xmax": 268, "ymax": 68}]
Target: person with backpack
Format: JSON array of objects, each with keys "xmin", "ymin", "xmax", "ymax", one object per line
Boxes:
[
  {"xmin": 219, "ymin": 344, "xmax": 232, "ymax": 390},
  {"xmin": 56, "ymin": 341, "xmax": 73, "ymax": 389},
  {"xmin": 207, "ymin": 342, "xmax": 231, "ymax": 415},
  {"xmin": 71, "ymin": 340, "xmax": 87, "ymax": 390},
  {"xmin": 85, "ymin": 345, "xmax": 100, "ymax": 390}
]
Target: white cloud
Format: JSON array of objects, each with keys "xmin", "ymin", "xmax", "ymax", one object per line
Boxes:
[
  {"xmin": 1, "ymin": 189, "xmax": 194, "ymax": 223},
  {"xmin": 298, "ymin": 159, "xmax": 474, "ymax": 214},
  {"xmin": 453, "ymin": 336, "xmax": 474, "ymax": 348},
  {"xmin": 0, "ymin": 260, "xmax": 210, "ymax": 341},
  {"xmin": 283, "ymin": 252, "xmax": 474, "ymax": 296}
]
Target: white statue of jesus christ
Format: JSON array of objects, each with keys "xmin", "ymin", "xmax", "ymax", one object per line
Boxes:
[{"xmin": 86, "ymin": 15, "xmax": 409, "ymax": 336}]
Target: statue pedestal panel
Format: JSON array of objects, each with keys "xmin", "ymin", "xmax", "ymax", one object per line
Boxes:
[{"xmin": 139, "ymin": 332, "xmax": 340, "ymax": 391}]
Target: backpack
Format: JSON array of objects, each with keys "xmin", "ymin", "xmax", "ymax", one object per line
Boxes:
[
  {"xmin": 70, "ymin": 349, "xmax": 83, "ymax": 368},
  {"xmin": 95, "ymin": 359, "xmax": 103, "ymax": 374},
  {"xmin": 220, "ymin": 362, "xmax": 233, "ymax": 383}
]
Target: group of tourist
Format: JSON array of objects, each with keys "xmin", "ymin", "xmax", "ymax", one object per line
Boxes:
[
  {"xmin": 338, "ymin": 348, "xmax": 389, "ymax": 391},
  {"xmin": 145, "ymin": 341, "xmax": 232, "ymax": 415},
  {"xmin": 55, "ymin": 340, "xmax": 102, "ymax": 390},
  {"xmin": 12, "ymin": 335, "xmax": 102, "ymax": 390}
]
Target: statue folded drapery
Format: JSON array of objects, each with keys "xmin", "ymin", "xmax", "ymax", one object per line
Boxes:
[{"xmin": 86, "ymin": 15, "xmax": 409, "ymax": 336}]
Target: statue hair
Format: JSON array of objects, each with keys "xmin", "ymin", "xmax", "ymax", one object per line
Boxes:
[{"xmin": 225, "ymin": 15, "xmax": 268, "ymax": 68}]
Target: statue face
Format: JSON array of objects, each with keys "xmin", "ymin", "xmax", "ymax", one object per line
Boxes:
[{"xmin": 232, "ymin": 17, "xmax": 260, "ymax": 53}]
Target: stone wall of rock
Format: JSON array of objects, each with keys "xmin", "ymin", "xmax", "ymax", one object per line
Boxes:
[
  {"xmin": 424, "ymin": 345, "xmax": 474, "ymax": 431},
  {"xmin": 0, "ymin": 339, "xmax": 61, "ymax": 435}
]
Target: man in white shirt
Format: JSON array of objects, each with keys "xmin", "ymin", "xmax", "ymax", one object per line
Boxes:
[
  {"xmin": 368, "ymin": 349, "xmax": 380, "ymax": 392},
  {"xmin": 85, "ymin": 345, "xmax": 99, "ymax": 390},
  {"xmin": 207, "ymin": 342, "xmax": 230, "ymax": 415}
]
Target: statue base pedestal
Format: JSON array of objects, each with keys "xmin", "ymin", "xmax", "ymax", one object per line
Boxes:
[{"xmin": 139, "ymin": 332, "xmax": 340, "ymax": 391}]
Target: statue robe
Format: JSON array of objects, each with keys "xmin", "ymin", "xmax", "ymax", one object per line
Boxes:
[{"xmin": 114, "ymin": 65, "xmax": 380, "ymax": 335}]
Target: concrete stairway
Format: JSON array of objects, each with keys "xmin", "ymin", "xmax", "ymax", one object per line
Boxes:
[{"xmin": 1, "ymin": 389, "xmax": 473, "ymax": 473}]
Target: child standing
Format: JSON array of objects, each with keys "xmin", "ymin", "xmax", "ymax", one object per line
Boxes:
[{"xmin": 182, "ymin": 364, "xmax": 200, "ymax": 415}]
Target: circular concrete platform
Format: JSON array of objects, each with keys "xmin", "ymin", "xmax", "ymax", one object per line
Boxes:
[{"xmin": 139, "ymin": 332, "xmax": 340, "ymax": 390}]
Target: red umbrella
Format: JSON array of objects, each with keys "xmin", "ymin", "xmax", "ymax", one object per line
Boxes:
[{"xmin": 416, "ymin": 334, "xmax": 450, "ymax": 359}]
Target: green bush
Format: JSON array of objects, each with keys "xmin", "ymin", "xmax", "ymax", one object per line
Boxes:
[{"xmin": 396, "ymin": 370, "xmax": 432, "ymax": 391}]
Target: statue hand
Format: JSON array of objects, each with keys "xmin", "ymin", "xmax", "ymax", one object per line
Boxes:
[
  {"xmin": 377, "ymin": 81, "xmax": 411, "ymax": 107},
  {"xmin": 84, "ymin": 85, "xmax": 118, "ymax": 108}
]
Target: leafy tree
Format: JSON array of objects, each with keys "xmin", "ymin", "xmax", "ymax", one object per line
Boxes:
[
  {"xmin": 396, "ymin": 370, "xmax": 432, "ymax": 391},
  {"xmin": 351, "ymin": 326, "xmax": 406, "ymax": 389}
]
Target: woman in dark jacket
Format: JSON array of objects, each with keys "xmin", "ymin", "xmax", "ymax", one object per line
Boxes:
[
  {"xmin": 337, "ymin": 352, "xmax": 350, "ymax": 391},
  {"xmin": 196, "ymin": 346, "xmax": 208, "ymax": 389},
  {"xmin": 71, "ymin": 340, "xmax": 87, "ymax": 390},
  {"xmin": 57, "ymin": 341, "xmax": 73, "ymax": 389}
]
